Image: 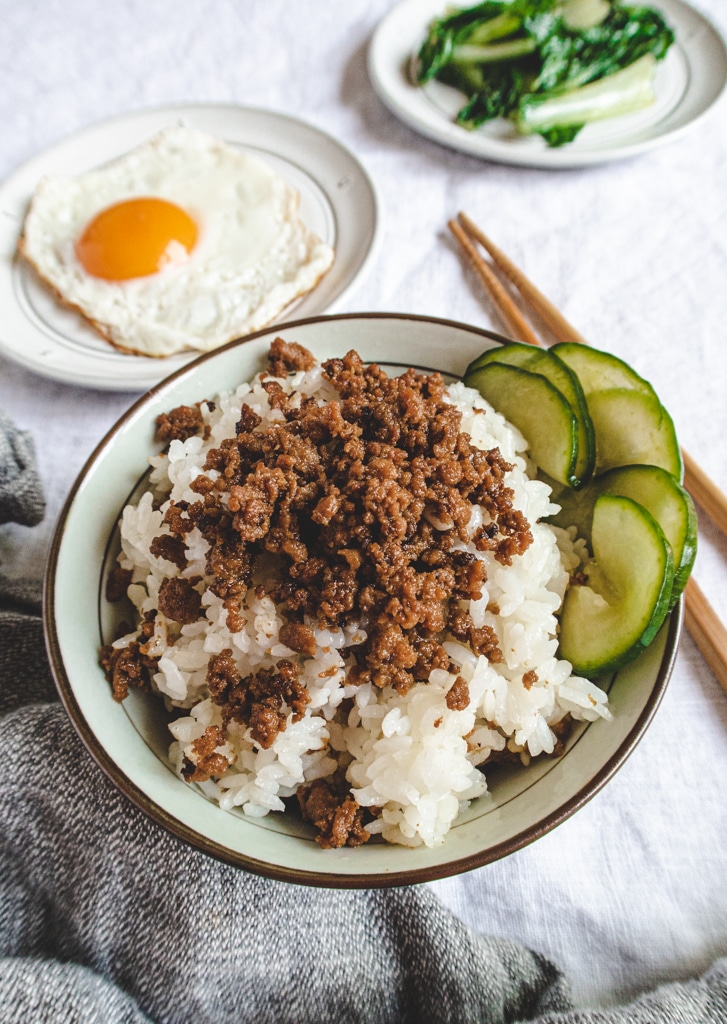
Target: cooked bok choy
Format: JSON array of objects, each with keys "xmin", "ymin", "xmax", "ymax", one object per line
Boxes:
[{"xmin": 415, "ymin": 0, "xmax": 675, "ymax": 147}]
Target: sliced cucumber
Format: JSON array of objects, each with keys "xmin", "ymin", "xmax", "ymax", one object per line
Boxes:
[
  {"xmin": 550, "ymin": 342, "xmax": 683, "ymax": 482},
  {"xmin": 551, "ymin": 341, "xmax": 656, "ymax": 398},
  {"xmin": 558, "ymin": 494, "xmax": 674, "ymax": 677},
  {"xmin": 464, "ymin": 362, "xmax": 579, "ymax": 487},
  {"xmin": 549, "ymin": 464, "xmax": 697, "ymax": 607},
  {"xmin": 465, "ymin": 341, "xmax": 594, "ymax": 486},
  {"xmin": 465, "ymin": 341, "xmax": 691, "ymax": 674},
  {"xmin": 588, "ymin": 388, "xmax": 682, "ymax": 480}
]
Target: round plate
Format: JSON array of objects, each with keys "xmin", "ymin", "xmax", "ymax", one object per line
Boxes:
[
  {"xmin": 368, "ymin": 0, "xmax": 727, "ymax": 168},
  {"xmin": 44, "ymin": 313, "xmax": 681, "ymax": 888},
  {"xmin": 0, "ymin": 105, "xmax": 380, "ymax": 391}
]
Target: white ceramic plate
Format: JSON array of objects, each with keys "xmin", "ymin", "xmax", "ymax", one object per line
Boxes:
[
  {"xmin": 44, "ymin": 313, "xmax": 681, "ymax": 887},
  {"xmin": 368, "ymin": 0, "xmax": 727, "ymax": 168},
  {"xmin": 0, "ymin": 105, "xmax": 380, "ymax": 391}
]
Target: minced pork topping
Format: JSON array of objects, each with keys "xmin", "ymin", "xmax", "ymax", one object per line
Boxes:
[{"xmin": 101, "ymin": 337, "xmax": 534, "ymax": 847}]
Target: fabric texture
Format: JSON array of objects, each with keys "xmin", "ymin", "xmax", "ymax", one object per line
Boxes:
[
  {"xmin": 0, "ymin": 409, "xmax": 44, "ymax": 529},
  {"xmin": 1, "ymin": 414, "xmax": 727, "ymax": 1022}
]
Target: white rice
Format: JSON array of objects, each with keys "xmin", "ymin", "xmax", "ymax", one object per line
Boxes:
[{"xmin": 109, "ymin": 359, "xmax": 610, "ymax": 848}]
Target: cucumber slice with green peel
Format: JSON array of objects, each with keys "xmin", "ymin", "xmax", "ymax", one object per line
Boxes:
[
  {"xmin": 549, "ymin": 464, "xmax": 697, "ymax": 607},
  {"xmin": 589, "ymin": 388, "xmax": 682, "ymax": 480},
  {"xmin": 464, "ymin": 362, "xmax": 579, "ymax": 487},
  {"xmin": 551, "ymin": 342, "xmax": 656, "ymax": 398},
  {"xmin": 465, "ymin": 342, "xmax": 595, "ymax": 485},
  {"xmin": 558, "ymin": 494, "xmax": 674, "ymax": 677}
]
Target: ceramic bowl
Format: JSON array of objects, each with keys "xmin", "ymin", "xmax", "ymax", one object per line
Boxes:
[{"xmin": 44, "ymin": 313, "xmax": 681, "ymax": 887}]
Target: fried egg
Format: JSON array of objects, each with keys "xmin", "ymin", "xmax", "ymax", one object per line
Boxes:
[{"xmin": 18, "ymin": 126, "xmax": 335, "ymax": 357}]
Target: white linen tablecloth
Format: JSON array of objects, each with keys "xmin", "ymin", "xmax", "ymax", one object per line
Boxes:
[{"xmin": 1, "ymin": 0, "xmax": 726, "ymax": 1010}]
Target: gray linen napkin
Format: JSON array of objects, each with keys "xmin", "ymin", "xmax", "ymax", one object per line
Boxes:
[
  {"xmin": 1, "ymin": 408, "xmax": 726, "ymax": 1024},
  {"xmin": 0, "ymin": 409, "xmax": 44, "ymax": 529}
]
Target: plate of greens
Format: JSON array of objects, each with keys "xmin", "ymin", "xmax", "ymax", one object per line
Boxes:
[{"xmin": 368, "ymin": 0, "xmax": 727, "ymax": 167}]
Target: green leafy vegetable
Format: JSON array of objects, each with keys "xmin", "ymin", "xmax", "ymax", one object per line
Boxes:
[
  {"xmin": 517, "ymin": 53, "xmax": 658, "ymax": 138},
  {"xmin": 415, "ymin": 0, "xmax": 675, "ymax": 146}
]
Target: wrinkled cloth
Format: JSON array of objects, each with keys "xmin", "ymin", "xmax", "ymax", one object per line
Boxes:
[
  {"xmin": 0, "ymin": 410, "xmax": 44, "ymax": 528},
  {"xmin": 1, "ymin": 419, "xmax": 727, "ymax": 1023}
]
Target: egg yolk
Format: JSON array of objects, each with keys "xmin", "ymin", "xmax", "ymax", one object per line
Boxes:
[{"xmin": 74, "ymin": 197, "xmax": 197, "ymax": 281}]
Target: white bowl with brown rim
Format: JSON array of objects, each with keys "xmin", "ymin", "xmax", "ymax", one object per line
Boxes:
[{"xmin": 43, "ymin": 312, "xmax": 681, "ymax": 887}]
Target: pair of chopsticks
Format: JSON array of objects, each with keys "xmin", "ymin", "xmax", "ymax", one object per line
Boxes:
[{"xmin": 449, "ymin": 211, "xmax": 727, "ymax": 696}]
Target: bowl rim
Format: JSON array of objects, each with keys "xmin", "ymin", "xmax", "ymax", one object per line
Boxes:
[{"xmin": 42, "ymin": 311, "xmax": 682, "ymax": 887}]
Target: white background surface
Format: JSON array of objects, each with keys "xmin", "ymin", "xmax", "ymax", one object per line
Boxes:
[{"xmin": 0, "ymin": 0, "xmax": 726, "ymax": 1010}]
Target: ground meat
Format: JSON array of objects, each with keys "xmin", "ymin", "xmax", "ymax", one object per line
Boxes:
[
  {"xmin": 469, "ymin": 625, "xmax": 503, "ymax": 662},
  {"xmin": 297, "ymin": 779, "xmax": 370, "ymax": 849},
  {"xmin": 205, "ymin": 651, "xmax": 310, "ymax": 750},
  {"xmin": 99, "ymin": 611, "xmax": 164, "ymax": 701},
  {"xmin": 222, "ymin": 596, "xmax": 247, "ymax": 634},
  {"xmin": 182, "ymin": 725, "xmax": 231, "ymax": 783},
  {"xmin": 206, "ymin": 649, "xmax": 239, "ymax": 700},
  {"xmin": 550, "ymin": 715, "xmax": 572, "ymax": 757},
  {"xmin": 155, "ymin": 404, "xmax": 204, "ymax": 445},
  {"xmin": 105, "ymin": 566, "xmax": 132, "ymax": 603},
  {"xmin": 162, "ymin": 500, "xmax": 193, "ymax": 537},
  {"xmin": 149, "ymin": 534, "xmax": 187, "ymax": 570},
  {"xmin": 206, "ymin": 535, "xmax": 255, "ymax": 602},
  {"xmin": 411, "ymin": 636, "xmax": 449, "ymax": 681},
  {"xmin": 261, "ymin": 380, "xmax": 292, "ymax": 413},
  {"xmin": 236, "ymin": 404, "xmax": 262, "ymax": 434},
  {"xmin": 149, "ymin": 345, "xmax": 531, "ymax": 699},
  {"xmin": 446, "ymin": 676, "xmax": 470, "ymax": 711},
  {"xmin": 267, "ymin": 336, "xmax": 317, "ymax": 377},
  {"xmin": 450, "ymin": 551, "xmax": 487, "ymax": 600},
  {"xmin": 157, "ymin": 577, "xmax": 202, "ymax": 624},
  {"xmin": 100, "ymin": 639, "xmax": 155, "ymax": 702},
  {"xmin": 279, "ymin": 621, "xmax": 317, "ymax": 656},
  {"xmin": 189, "ymin": 475, "xmax": 216, "ymax": 495},
  {"xmin": 522, "ymin": 670, "xmax": 539, "ymax": 691},
  {"xmin": 481, "ymin": 743, "xmax": 521, "ymax": 768},
  {"xmin": 447, "ymin": 606, "xmax": 502, "ymax": 663}
]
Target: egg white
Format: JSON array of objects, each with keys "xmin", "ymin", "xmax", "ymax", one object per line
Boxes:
[{"xmin": 18, "ymin": 126, "xmax": 335, "ymax": 357}]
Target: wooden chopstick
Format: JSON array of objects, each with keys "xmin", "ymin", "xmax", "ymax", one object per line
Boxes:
[
  {"xmin": 448, "ymin": 219, "xmax": 540, "ymax": 346},
  {"xmin": 457, "ymin": 212, "xmax": 590, "ymax": 346},
  {"xmin": 683, "ymin": 578, "xmax": 727, "ymax": 695},
  {"xmin": 681, "ymin": 449, "xmax": 727, "ymax": 537},
  {"xmin": 450, "ymin": 211, "xmax": 727, "ymax": 692}
]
